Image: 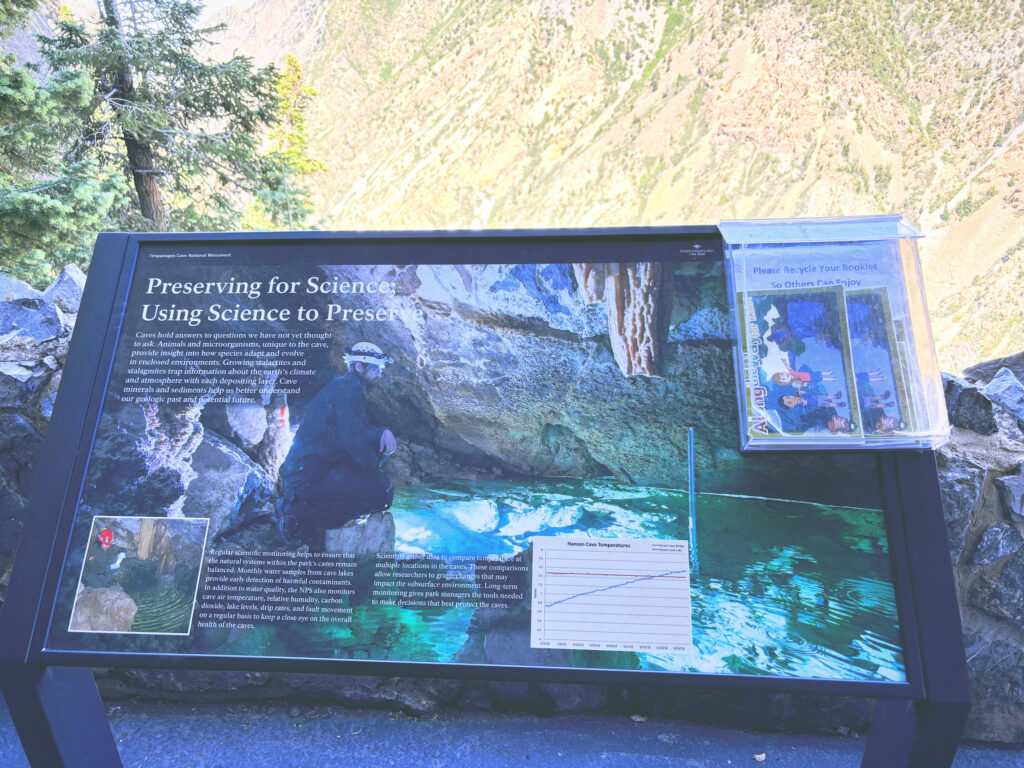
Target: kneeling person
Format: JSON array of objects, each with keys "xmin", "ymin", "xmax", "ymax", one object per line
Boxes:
[
  {"xmin": 277, "ymin": 342, "xmax": 396, "ymax": 551},
  {"xmin": 82, "ymin": 528, "xmax": 128, "ymax": 588}
]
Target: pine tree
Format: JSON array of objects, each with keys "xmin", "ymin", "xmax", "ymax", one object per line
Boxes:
[
  {"xmin": 1, "ymin": 2, "xmax": 125, "ymax": 286},
  {"xmin": 0, "ymin": 0, "xmax": 37, "ymax": 30},
  {"xmin": 248, "ymin": 54, "xmax": 325, "ymax": 229},
  {"xmin": 39, "ymin": 0, "xmax": 312, "ymax": 231}
]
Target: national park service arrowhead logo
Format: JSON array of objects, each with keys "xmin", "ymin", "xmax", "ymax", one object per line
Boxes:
[{"xmin": 679, "ymin": 241, "xmax": 715, "ymax": 258}]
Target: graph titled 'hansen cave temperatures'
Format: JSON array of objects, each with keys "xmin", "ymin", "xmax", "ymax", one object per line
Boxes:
[{"xmin": 530, "ymin": 537, "xmax": 693, "ymax": 653}]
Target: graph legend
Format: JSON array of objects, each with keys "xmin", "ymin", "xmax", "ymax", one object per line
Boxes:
[{"xmin": 530, "ymin": 537, "xmax": 692, "ymax": 653}]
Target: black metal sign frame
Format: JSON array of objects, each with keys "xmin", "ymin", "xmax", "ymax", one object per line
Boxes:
[{"xmin": 0, "ymin": 230, "xmax": 968, "ymax": 767}]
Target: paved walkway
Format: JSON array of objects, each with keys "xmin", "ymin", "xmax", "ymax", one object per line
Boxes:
[{"xmin": 1, "ymin": 697, "xmax": 1021, "ymax": 767}]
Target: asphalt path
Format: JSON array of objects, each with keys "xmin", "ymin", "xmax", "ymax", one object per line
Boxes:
[{"xmin": 1, "ymin": 697, "xmax": 1021, "ymax": 767}]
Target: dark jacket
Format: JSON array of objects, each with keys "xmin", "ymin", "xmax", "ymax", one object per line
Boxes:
[
  {"xmin": 82, "ymin": 543, "xmax": 126, "ymax": 588},
  {"xmin": 279, "ymin": 372, "xmax": 388, "ymax": 499}
]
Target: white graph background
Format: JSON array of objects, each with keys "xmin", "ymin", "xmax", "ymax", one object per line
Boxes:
[{"xmin": 530, "ymin": 537, "xmax": 692, "ymax": 653}]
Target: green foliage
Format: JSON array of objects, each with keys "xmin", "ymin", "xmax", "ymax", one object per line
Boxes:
[
  {"xmin": 2, "ymin": 1, "xmax": 322, "ymax": 286},
  {"xmin": 839, "ymin": 157, "xmax": 870, "ymax": 194},
  {"xmin": 250, "ymin": 54, "xmax": 325, "ymax": 228},
  {"xmin": 0, "ymin": 51, "xmax": 125, "ymax": 286},
  {"xmin": 0, "ymin": 0, "xmax": 36, "ymax": 32},
  {"xmin": 0, "ymin": 158, "xmax": 125, "ymax": 286},
  {"xmin": 359, "ymin": 0, "xmax": 401, "ymax": 30},
  {"xmin": 954, "ymin": 195, "xmax": 978, "ymax": 218},
  {"xmin": 873, "ymin": 165, "xmax": 892, "ymax": 191},
  {"xmin": 37, "ymin": 0, "xmax": 315, "ymax": 231}
]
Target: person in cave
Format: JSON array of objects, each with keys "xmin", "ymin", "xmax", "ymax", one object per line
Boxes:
[
  {"xmin": 81, "ymin": 527, "xmax": 128, "ymax": 588},
  {"xmin": 770, "ymin": 366, "xmax": 836, "ymax": 390},
  {"xmin": 778, "ymin": 391, "xmax": 846, "ymax": 411},
  {"xmin": 276, "ymin": 341, "xmax": 397, "ymax": 552}
]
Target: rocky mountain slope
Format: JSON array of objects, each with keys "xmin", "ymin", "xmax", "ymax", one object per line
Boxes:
[{"xmin": 201, "ymin": 0, "xmax": 1024, "ymax": 373}]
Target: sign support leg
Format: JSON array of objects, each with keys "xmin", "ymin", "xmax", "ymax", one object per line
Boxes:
[
  {"xmin": 0, "ymin": 664, "xmax": 122, "ymax": 768},
  {"xmin": 862, "ymin": 698, "xmax": 969, "ymax": 768},
  {"xmin": 861, "ymin": 451, "xmax": 971, "ymax": 768}
]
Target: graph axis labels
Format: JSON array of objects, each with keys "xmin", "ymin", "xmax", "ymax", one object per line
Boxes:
[{"xmin": 530, "ymin": 537, "xmax": 693, "ymax": 654}]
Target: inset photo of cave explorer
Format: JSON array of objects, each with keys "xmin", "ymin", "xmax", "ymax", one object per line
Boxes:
[{"xmin": 70, "ymin": 516, "xmax": 209, "ymax": 635}]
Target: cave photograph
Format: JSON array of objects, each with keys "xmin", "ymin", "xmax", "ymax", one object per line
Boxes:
[
  {"xmin": 45, "ymin": 240, "xmax": 907, "ymax": 684},
  {"xmin": 69, "ymin": 516, "xmax": 208, "ymax": 635}
]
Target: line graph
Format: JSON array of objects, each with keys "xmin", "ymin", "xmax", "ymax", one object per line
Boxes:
[{"xmin": 530, "ymin": 538, "xmax": 692, "ymax": 653}]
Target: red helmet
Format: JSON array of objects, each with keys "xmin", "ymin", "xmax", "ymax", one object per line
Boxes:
[{"xmin": 97, "ymin": 528, "xmax": 114, "ymax": 546}]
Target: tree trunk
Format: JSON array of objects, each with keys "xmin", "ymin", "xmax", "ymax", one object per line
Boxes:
[
  {"xmin": 103, "ymin": 0, "xmax": 166, "ymax": 229},
  {"xmin": 124, "ymin": 134, "xmax": 166, "ymax": 228}
]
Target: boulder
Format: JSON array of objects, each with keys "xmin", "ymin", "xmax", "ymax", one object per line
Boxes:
[
  {"xmin": 936, "ymin": 447, "xmax": 986, "ymax": 567},
  {"xmin": 224, "ymin": 402, "xmax": 269, "ymax": 449},
  {"xmin": 325, "ymin": 510, "xmax": 395, "ymax": 557},
  {"xmin": 202, "ymin": 401, "xmax": 270, "ymax": 453},
  {"xmin": 81, "ymin": 401, "xmax": 191, "ymax": 517},
  {"xmin": 181, "ymin": 432, "xmax": 272, "ymax": 537},
  {"xmin": 0, "ymin": 361, "xmax": 47, "ymax": 408},
  {"xmin": 0, "ymin": 410, "xmax": 46, "ymax": 562},
  {"xmin": 69, "ymin": 585, "xmax": 138, "ymax": 632},
  {"xmin": 972, "ymin": 524, "xmax": 1024, "ymax": 565},
  {"xmin": 0, "ymin": 274, "xmax": 42, "ymax": 303},
  {"xmin": 995, "ymin": 468, "xmax": 1024, "ymax": 524},
  {"xmin": 325, "ymin": 510, "xmax": 397, "ymax": 602},
  {"xmin": 960, "ymin": 625, "xmax": 1024, "ymax": 743},
  {"xmin": 0, "ymin": 413, "xmax": 43, "ymax": 497},
  {"xmin": 982, "ymin": 368, "xmax": 1024, "ymax": 432},
  {"xmin": 0, "ymin": 297, "xmax": 65, "ymax": 346},
  {"xmin": 941, "ymin": 418, "xmax": 1024, "ymax": 742},
  {"xmin": 0, "ymin": 469, "xmax": 28, "ymax": 561},
  {"xmin": 968, "ymin": 549, "xmax": 1024, "ymax": 631},
  {"xmin": 963, "ymin": 351, "xmax": 1024, "ymax": 386},
  {"xmin": 42, "ymin": 264, "xmax": 86, "ymax": 314},
  {"xmin": 38, "ymin": 369, "xmax": 61, "ymax": 421},
  {"xmin": 943, "ymin": 374, "xmax": 997, "ymax": 435}
]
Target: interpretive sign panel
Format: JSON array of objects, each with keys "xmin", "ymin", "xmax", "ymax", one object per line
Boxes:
[{"xmin": 17, "ymin": 230, "xmax": 918, "ymax": 691}]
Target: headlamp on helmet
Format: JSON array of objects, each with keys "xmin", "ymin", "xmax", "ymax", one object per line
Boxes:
[{"xmin": 343, "ymin": 341, "xmax": 393, "ymax": 368}]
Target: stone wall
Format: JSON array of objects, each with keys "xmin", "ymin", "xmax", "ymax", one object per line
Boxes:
[
  {"xmin": 941, "ymin": 369, "xmax": 1024, "ymax": 743},
  {"xmin": 2, "ymin": 268, "xmax": 1024, "ymax": 743},
  {"xmin": 0, "ymin": 269, "xmax": 81, "ymax": 578}
]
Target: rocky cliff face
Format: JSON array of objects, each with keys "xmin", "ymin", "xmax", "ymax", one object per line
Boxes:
[{"xmin": 198, "ymin": 0, "xmax": 1024, "ymax": 372}]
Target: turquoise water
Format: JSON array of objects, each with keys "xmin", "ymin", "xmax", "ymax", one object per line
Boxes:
[
  {"xmin": 389, "ymin": 479, "xmax": 904, "ymax": 681},
  {"xmin": 231, "ymin": 479, "xmax": 904, "ymax": 682}
]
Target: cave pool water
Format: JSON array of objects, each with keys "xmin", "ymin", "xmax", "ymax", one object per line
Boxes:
[
  {"xmin": 236, "ymin": 479, "xmax": 906, "ymax": 683},
  {"xmin": 128, "ymin": 576, "xmax": 196, "ymax": 634}
]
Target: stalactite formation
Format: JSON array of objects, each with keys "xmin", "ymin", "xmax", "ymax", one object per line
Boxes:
[
  {"xmin": 573, "ymin": 262, "xmax": 668, "ymax": 376},
  {"xmin": 571, "ymin": 263, "xmax": 607, "ymax": 304}
]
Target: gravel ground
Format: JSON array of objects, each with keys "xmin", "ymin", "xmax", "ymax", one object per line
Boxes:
[{"xmin": 2, "ymin": 697, "xmax": 1022, "ymax": 767}]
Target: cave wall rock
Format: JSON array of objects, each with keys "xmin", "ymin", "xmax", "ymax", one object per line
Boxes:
[
  {"xmin": 69, "ymin": 584, "xmax": 138, "ymax": 632},
  {"xmin": 299, "ymin": 262, "xmax": 876, "ymax": 504}
]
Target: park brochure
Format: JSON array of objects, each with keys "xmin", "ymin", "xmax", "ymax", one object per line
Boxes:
[{"xmin": 724, "ymin": 216, "xmax": 949, "ymax": 451}]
